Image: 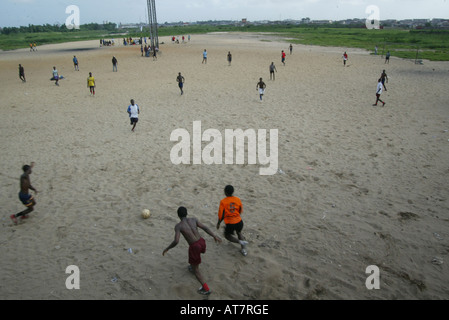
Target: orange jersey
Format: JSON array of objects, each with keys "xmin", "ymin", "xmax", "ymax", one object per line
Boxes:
[{"xmin": 218, "ymin": 196, "xmax": 243, "ymax": 225}]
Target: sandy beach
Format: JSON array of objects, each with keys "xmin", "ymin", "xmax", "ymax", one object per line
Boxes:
[{"xmin": 1, "ymin": 32, "xmax": 448, "ymax": 300}]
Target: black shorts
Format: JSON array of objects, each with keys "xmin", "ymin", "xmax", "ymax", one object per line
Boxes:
[
  {"xmin": 19, "ymin": 192, "xmax": 34, "ymax": 207},
  {"xmin": 130, "ymin": 118, "xmax": 138, "ymax": 125},
  {"xmin": 225, "ymin": 220, "xmax": 244, "ymax": 236}
]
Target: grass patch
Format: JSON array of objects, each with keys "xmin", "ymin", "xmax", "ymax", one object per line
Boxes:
[
  {"xmin": 0, "ymin": 30, "xmax": 122, "ymax": 51},
  {"xmin": 2, "ymin": 24, "xmax": 449, "ymax": 61}
]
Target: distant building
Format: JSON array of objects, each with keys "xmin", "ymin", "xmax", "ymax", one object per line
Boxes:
[{"xmin": 309, "ymin": 20, "xmax": 332, "ymax": 25}]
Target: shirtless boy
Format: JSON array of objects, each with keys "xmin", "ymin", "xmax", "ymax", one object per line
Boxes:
[
  {"xmin": 163, "ymin": 207, "xmax": 222, "ymax": 295},
  {"xmin": 11, "ymin": 162, "xmax": 38, "ymax": 224}
]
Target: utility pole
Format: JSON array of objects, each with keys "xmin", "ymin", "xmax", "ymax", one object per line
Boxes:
[{"xmin": 147, "ymin": 0, "xmax": 159, "ymax": 51}]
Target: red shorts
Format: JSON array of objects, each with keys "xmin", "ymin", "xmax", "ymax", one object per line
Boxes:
[{"xmin": 189, "ymin": 238, "xmax": 206, "ymax": 265}]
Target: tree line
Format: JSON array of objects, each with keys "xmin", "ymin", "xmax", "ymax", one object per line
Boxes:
[{"xmin": 1, "ymin": 22, "xmax": 117, "ymax": 35}]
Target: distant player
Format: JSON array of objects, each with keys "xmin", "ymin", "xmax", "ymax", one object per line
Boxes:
[
  {"xmin": 373, "ymin": 78, "xmax": 386, "ymax": 106},
  {"xmin": 343, "ymin": 52, "xmax": 348, "ymax": 67},
  {"xmin": 380, "ymin": 70, "xmax": 388, "ymax": 91},
  {"xmin": 385, "ymin": 51, "xmax": 391, "ymax": 64},
  {"xmin": 177, "ymin": 72, "xmax": 185, "ymax": 95},
  {"xmin": 112, "ymin": 56, "xmax": 118, "ymax": 72},
  {"xmin": 87, "ymin": 72, "xmax": 96, "ymax": 96},
  {"xmin": 127, "ymin": 99, "xmax": 140, "ymax": 132},
  {"xmin": 269, "ymin": 62, "xmax": 277, "ymax": 80},
  {"xmin": 256, "ymin": 78, "xmax": 266, "ymax": 101},
  {"xmin": 19, "ymin": 64, "xmax": 26, "ymax": 82},
  {"xmin": 52, "ymin": 66, "xmax": 59, "ymax": 86},
  {"xmin": 202, "ymin": 49, "xmax": 207, "ymax": 64},
  {"xmin": 10, "ymin": 162, "xmax": 38, "ymax": 225},
  {"xmin": 281, "ymin": 50, "xmax": 286, "ymax": 66},
  {"xmin": 163, "ymin": 207, "xmax": 222, "ymax": 295},
  {"xmin": 289, "ymin": 44, "xmax": 293, "ymax": 55},
  {"xmin": 227, "ymin": 51, "xmax": 232, "ymax": 66},
  {"xmin": 73, "ymin": 56, "xmax": 79, "ymax": 71}
]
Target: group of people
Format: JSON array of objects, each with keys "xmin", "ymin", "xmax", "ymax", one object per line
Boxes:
[
  {"xmin": 141, "ymin": 44, "xmax": 158, "ymax": 59},
  {"xmin": 341, "ymin": 51, "xmax": 391, "ymax": 106},
  {"xmin": 29, "ymin": 43, "xmax": 37, "ymax": 52},
  {"xmin": 47, "ymin": 55, "xmax": 116, "ymax": 93},
  {"xmin": 19, "ymin": 39, "xmax": 392, "ymax": 111},
  {"xmin": 10, "ymin": 158, "xmax": 247, "ymax": 297},
  {"xmin": 163, "ymin": 185, "xmax": 248, "ymax": 295},
  {"xmin": 123, "ymin": 37, "xmax": 135, "ymax": 46},
  {"xmin": 343, "ymin": 50, "xmax": 391, "ymax": 67},
  {"xmin": 127, "ymin": 72, "xmax": 183, "ymax": 132},
  {"xmin": 172, "ymin": 35, "xmax": 190, "ymax": 44},
  {"xmin": 193, "ymin": 47, "xmax": 290, "ymax": 102},
  {"xmin": 254, "ymin": 48, "xmax": 291, "ymax": 101},
  {"xmin": 374, "ymin": 47, "xmax": 392, "ymax": 63},
  {"xmin": 100, "ymin": 39, "xmax": 115, "ymax": 47},
  {"xmin": 12, "ymin": 36, "xmax": 399, "ymax": 298}
]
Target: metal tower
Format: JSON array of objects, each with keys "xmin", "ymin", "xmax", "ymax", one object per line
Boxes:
[{"xmin": 147, "ymin": 0, "xmax": 159, "ymax": 51}]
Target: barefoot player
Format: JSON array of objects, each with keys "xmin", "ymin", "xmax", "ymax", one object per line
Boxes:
[
  {"xmin": 87, "ymin": 72, "xmax": 96, "ymax": 96},
  {"xmin": 11, "ymin": 162, "xmax": 38, "ymax": 224},
  {"xmin": 163, "ymin": 207, "xmax": 222, "ymax": 295}
]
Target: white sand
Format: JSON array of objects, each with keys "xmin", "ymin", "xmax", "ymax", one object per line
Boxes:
[{"xmin": 1, "ymin": 32, "xmax": 448, "ymax": 300}]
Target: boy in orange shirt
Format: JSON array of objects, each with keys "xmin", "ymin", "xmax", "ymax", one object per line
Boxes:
[{"xmin": 216, "ymin": 185, "xmax": 248, "ymax": 256}]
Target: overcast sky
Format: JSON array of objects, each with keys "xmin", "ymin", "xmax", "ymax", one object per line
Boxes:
[{"xmin": 1, "ymin": 0, "xmax": 448, "ymax": 28}]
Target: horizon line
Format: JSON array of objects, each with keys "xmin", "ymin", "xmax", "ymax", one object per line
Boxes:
[{"xmin": 2, "ymin": 17, "xmax": 449, "ymax": 29}]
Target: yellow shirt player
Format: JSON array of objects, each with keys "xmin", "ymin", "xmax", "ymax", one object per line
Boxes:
[
  {"xmin": 87, "ymin": 72, "xmax": 95, "ymax": 96},
  {"xmin": 216, "ymin": 185, "xmax": 248, "ymax": 256}
]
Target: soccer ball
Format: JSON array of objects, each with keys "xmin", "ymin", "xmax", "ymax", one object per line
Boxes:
[{"xmin": 142, "ymin": 209, "xmax": 151, "ymax": 219}]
